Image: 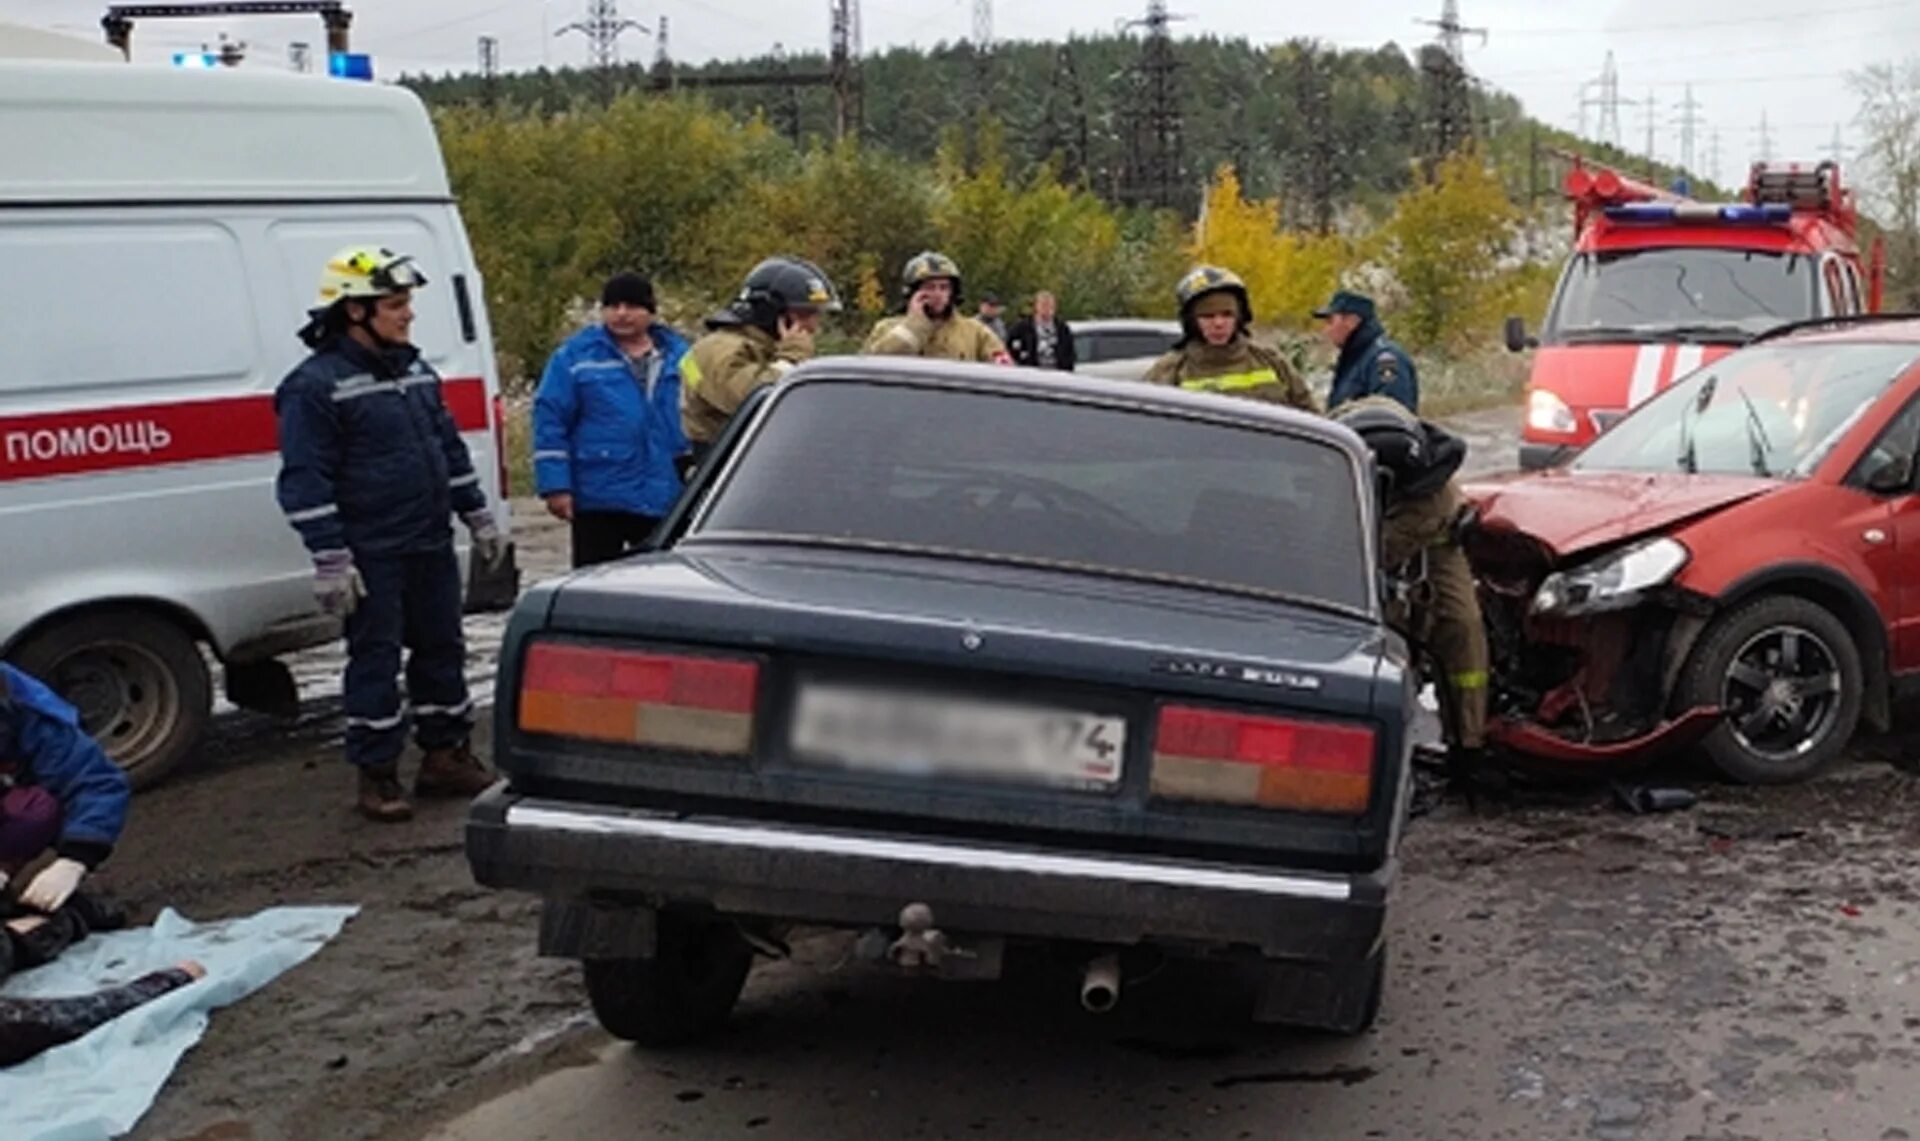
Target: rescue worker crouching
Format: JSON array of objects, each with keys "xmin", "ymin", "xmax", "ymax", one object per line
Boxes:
[
  {"xmin": 275, "ymin": 246, "xmax": 503, "ymax": 823},
  {"xmin": 1331, "ymin": 397, "xmax": 1489, "ymax": 783},
  {"xmin": 863, "ymin": 251, "xmax": 1012, "ymax": 363},
  {"xmin": 681, "ymin": 255, "xmax": 841, "ymax": 469},
  {"xmin": 1144, "ymin": 266, "xmax": 1317, "ymax": 411}
]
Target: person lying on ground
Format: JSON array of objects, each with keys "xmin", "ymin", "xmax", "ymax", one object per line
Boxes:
[{"xmin": 0, "ymin": 959, "xmax": 204, "ymax": 1066}]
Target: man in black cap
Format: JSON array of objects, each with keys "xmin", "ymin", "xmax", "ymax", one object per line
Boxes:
[
  {"xmin": 532, "ymin": 271, "xmax": 695, "ymax": 567},
  {"xmin": 974, "ymin": 293, "xmax": 1009, "ymax": 346},
  {"xmin": 1316, "ymin": 289, "xmax": 1420, "ymax": 414}
]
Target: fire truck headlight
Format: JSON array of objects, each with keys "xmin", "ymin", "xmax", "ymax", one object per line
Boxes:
[{"xmin": 1527, "ymin": 388, "xmax": 1578, "ymax": 434}]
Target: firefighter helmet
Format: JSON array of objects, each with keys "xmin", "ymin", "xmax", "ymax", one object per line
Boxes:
[
  {"xmin": 901, "ymin": 250, "xmax": 963, "ymax": 302},
  {"xmin": 1333, "ymin": 396, "xmax": 1464, "ymax": 500},
  {"xmin": 1174, "ymin": 265, "xmax": 1253, "ymax": 344},
  {"xmin": 709, "ymin": 255, "xmax": 842, "ymax": 331}
]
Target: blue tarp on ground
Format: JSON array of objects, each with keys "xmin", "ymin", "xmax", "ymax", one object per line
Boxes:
[{"xmin": 0, "ymin": 905, "xmax": 358, "ymax": 1141}]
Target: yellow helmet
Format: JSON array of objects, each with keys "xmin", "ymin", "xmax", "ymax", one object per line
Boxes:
[
  {"xmin": 901, "ymin": 250, "xmax": 963, "ymax": 299},
  {"xmin": 314, "ymin": 245, "xmax": 427, "ymax": 309}
]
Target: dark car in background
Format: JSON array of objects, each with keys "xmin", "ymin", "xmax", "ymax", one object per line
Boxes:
[{"xmin": 467, "ymin": 360, "xmax": 1416, "ymax": 1045}]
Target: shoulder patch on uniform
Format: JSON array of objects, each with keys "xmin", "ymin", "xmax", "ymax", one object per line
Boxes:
[{"xmin": 1374, "ymin": 353, "xmax": 1401, "ymax": 383}]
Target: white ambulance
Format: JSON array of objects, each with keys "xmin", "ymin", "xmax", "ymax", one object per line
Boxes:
[{"xmin": 0, "ymin": 59, "xmax": 518, "ymax": 789}]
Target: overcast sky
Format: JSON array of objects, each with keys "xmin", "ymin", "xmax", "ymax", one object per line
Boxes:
[{"xmin": 16, "ymin": 0, "xmax": 1916, "ymax": 188}]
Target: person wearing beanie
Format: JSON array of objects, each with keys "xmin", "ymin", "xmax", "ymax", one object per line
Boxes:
[{"xmin": 533, "ymin": 270, "xmax": 694, "ymax": 567}]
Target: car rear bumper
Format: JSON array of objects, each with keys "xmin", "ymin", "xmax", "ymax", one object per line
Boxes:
[{"xmin": 466, "ymin": 787, "xmax": 1390, "ymax": 962}]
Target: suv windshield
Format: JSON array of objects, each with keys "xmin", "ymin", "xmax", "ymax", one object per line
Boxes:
[
  {"xmin": 1546, "ymin": 247, "xmax": 1817, "ymax": 341},
  {"xmin": 691, "ymin": 382, "xmax": 1372, "ymax": 614},
  {"xmin": 1574, "ymin": 342, "xmax": 1920, "ymax": 478}
]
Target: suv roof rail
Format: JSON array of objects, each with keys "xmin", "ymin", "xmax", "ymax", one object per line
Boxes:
[{"xmin": 1750, "ymin": 312, "xmax": 1920, "ymax": 344}]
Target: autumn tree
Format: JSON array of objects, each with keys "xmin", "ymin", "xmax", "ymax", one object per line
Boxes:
[
  {"xmin": 1851, "ymin": 60, "xmax": 1920, "ymax": 309},
  {"xmin": 1376, "ymin": 148, "xmax": 1522, "ymax": 351},
  {"xmin": 1188, "ymin": 165, "xmax": 1346, "ymax": 329}
]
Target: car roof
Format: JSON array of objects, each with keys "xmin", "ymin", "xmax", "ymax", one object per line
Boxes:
[
  {"xmin": 781, "ymin": 354, "xmax": 1364, "ymax": 457},
  {"xmin": 1071, "ymin": 318, "xmax": 1182, "ymax": 335}
]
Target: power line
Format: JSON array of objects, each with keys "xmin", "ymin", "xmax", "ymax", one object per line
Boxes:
[
  {"xmin": 477, "ymin": 34, "xmax": 499, "ymax": 105},
  {"xmin": 1419, "ymin": 0, "xmax": 1484, "ymax": 162},
  {"xmin": 1673, "ymin": 84, "xmax": 1704, "ymax": 176},
  {"xmin": 1119, "ymin": 0, "xmax": 1187, "ymax": 212},
  {"xmin": 1491, "ymin": 0, "xmax": 1910, "ymax": 37},
  {"xmin": 555, "ymin": 0, "xmax": 647, "ymax": 71}
]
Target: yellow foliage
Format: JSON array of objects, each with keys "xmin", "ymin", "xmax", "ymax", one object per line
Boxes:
[
  {"xmin": 1377, "ymin": 148, "xmax": 1522, "ymax": 352},
  {"xmin": 1189, "ymin": 166, "xmax": 1345, "ymax": 329}
]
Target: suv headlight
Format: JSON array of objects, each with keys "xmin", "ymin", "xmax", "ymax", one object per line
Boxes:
[
  {"xmin": 1531, "ymin": 537, "xmax": 1689, "ymax": 617},
  {"xmin": 1527, "ymin": 388, "xmax": 1577, "ymax": 434}
]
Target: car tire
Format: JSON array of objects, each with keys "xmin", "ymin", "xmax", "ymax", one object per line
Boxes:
[
  {"xmin": 582, "ymin": 914, "xmax": 753, "ymax": 1047},
  {"xmin": 1677, "ymin": 594, "xmax": 1863, "ymax": 785},
  {"xmin": 11, "ymin": 609, "xmax": 211, "ymax": 791}
]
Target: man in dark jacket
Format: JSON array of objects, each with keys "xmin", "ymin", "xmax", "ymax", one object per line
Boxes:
[
  {"xmin": 275, "ymin": 246, "xmax": 502, "ymax": 822},
  {"xmin": 1317, "ymin": 290, "xmax": 1420, "ymax": 413},
  {"xmin": 1005, "ymin": 291, "xmax": 1077, "ymax": 372},
  {"xmin": 0, "ymin": 664, "xmax": 129, "ymax": 914},
  {"xmin": 533, "ymin": 272, "xmax": 692, "ymax": 567}
]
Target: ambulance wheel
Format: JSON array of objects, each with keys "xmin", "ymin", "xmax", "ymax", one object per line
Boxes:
[{"xmin": 12, "ymin": 609, "xmax": 211, "ymax": 791}]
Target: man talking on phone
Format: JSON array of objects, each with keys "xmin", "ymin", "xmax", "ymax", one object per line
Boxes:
[
  {"xmin": 680, "ymin": 255, "xmax": 843, "ymax": 467},
  {"xmin": 862, "ymin": 251, "xmax": 1011, "ymax": 364}
]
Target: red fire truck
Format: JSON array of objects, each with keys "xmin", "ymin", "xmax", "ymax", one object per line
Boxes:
[{"xmin": 1508, "ymin": 159, "xmax": 1884, "ymax": 469}]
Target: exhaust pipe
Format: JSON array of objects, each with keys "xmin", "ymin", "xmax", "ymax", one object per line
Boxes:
[{"xmin": 1080, "ymin": 953, "xmax": 1122, "ymax": 1013}]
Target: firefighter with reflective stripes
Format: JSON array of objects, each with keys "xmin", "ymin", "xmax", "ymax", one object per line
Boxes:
[
  {"xmin": 681, "ymin": 255, "xmax": 842, "ymax": 465},
  {"xmin": 274, "ymin": 245, "xmax": 502, "ymax": 822},
  {"xmin": 862, "ymin": 252, "xmax": 1011, "ymax": 363},
  {"xmin": 1143, "ymin": 266, "xmax": 1317, "ymax": 411},
  {"xmin": 1331, "ymin": 396, "xmax": 1488, "ymax": 776}
]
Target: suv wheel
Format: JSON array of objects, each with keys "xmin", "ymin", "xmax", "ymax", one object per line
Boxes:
[
  {"xmin": 1677, "ymin": 595, "xmax": 1862, "ymax": 785},
  {"xmin": 582, "ymin": 914, "xmax": 753, "ymax": 1047}
]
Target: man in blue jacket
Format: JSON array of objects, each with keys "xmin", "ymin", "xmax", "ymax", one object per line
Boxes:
[
  {"xmin": 1316, "ymin": 290, "xmax": 1420, "ymax": 414},
  {"xmin": 0, "ymin": 664, "xmax": 129, "ymax": 917},
  {"xmin": 275, "ymin": 246, "xmax": 504, "ymax": 822},
  {"xmin": 532, "ymin": 272, "xmax": 692, "ymax": 567}
]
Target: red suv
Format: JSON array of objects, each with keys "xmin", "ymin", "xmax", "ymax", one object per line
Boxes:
[{"xmin": 1467, "ymin": 315, "xmax": 1920, "ymax": 783}]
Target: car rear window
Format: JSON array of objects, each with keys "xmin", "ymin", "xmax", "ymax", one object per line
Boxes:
[{"xmin": 691, "ymin": 382, "xmax": 1371, "ymax": 613}]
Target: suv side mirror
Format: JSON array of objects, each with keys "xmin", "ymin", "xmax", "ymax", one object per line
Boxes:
[{"xmin": 1503, "ymin": 315, "xmax": 1536, "ymax": 353}]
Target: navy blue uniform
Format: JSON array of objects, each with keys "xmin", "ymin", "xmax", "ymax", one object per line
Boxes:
[
  {"xmin": 1328, "ymin": 319, "xmax": 1420, "ymax": 414},
  {"xmin": 274, "ymin": 336, "xmax": 486, "ymax": 769}
]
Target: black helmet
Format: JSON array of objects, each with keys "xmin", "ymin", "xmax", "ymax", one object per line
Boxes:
[
  {"xmin": 1173, "ymin": 264, "xmax": 1253, "ymax": 345},
  {"xmin": 1333, "ymin": 396, "xmax": 1464, "ymax": 500},
  {"xmin": 709, "ymin": 255, "xmax": 842, "ymax": 332},
  {"xmin": 901, "ymin": 251, "xmax": 963, "ymax": 305}
]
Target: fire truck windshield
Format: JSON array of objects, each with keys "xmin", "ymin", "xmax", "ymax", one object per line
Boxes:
[{"xmin": 1545, "ymin": 247, "xmax": 1817, "ymax": 343}]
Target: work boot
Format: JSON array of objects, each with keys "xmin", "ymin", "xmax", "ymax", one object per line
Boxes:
[
  {"xmin": 356, "ymin": 764, "xmax": 414, "ymax": 823},
  {"xmin": 414, "ymin": 744, "xmax": 494, "ymax": 799}
]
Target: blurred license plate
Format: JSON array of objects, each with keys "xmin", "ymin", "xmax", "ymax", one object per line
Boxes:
[{"xmin": 790, "ymin": 685, "xmax": 1124, "ymax": 788}]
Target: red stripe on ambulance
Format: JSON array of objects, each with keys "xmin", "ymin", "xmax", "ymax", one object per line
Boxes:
[{"xmin": 0, "ymin": 377, "xmax": 490, "ymax": 483}]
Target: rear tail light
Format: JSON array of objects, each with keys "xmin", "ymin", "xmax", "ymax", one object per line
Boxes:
[
  {"xmin": 1151, "ymin": 704, "xmax": 1375, "ymax": 815},
  {"xmin": 518, "ymin": 642, "xmax": 759, "ymax": 755}
]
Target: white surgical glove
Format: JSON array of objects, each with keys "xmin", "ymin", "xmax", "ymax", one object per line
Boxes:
[{"xmin": 20, "ymin": 857, "xmax": 86, "ymax": 913}]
